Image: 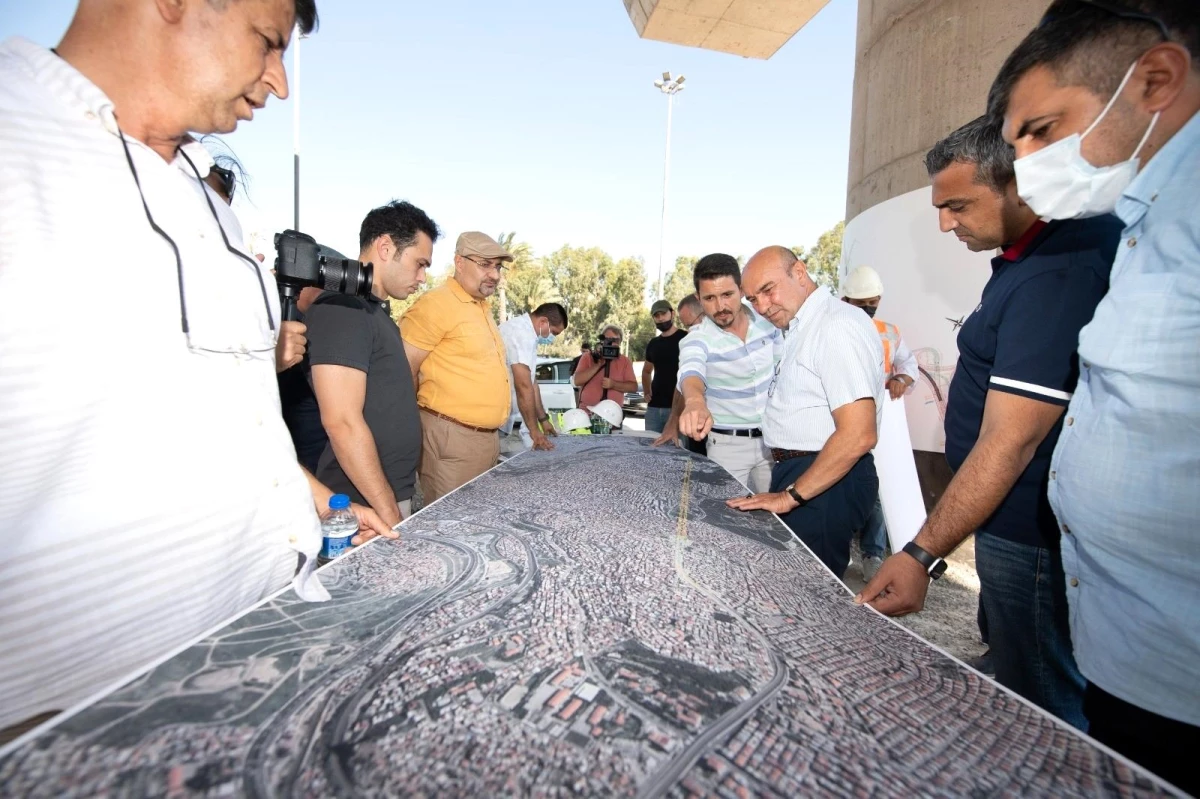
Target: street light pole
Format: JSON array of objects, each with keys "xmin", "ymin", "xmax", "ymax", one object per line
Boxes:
[
  {"xmin": 292, "ymin": 27, "xmax": 301, "ymax": 231},
  {"xmin": 653, "ymin": 72, "xmax": 685, "ymax": 300}
]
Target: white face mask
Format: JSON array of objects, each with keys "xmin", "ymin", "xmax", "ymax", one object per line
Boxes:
[{"xmin": 1013, "ymin": 60, "xmax": 1159, "ymax": 220}]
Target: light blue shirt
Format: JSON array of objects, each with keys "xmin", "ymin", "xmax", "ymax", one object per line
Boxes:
[
  {"xmin": 676, "ymin": 302, "xmax": 781, "ymax": 429},
  {"xmin": 1048, "ymin": 110, "xmax": 1200, "ymax": 726}
]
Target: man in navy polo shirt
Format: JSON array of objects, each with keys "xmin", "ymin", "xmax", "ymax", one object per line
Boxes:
[{"xmin": 856, "ymin": 115, "xmax": 1120, "ymax": 729}]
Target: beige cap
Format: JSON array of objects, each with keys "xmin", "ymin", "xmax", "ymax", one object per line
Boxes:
[{"xmin": 456, "ymin": 231, "xmax": 513, "ymax": 262}]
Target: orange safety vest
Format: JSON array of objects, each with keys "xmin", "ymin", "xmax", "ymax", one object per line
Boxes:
[{"xmin": 874, "ymin": 318, "xmax": 901, "ymax": 378}]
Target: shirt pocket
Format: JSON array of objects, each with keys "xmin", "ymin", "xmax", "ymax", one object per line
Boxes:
[{"xmin": 1079, "ymin": 273, "xmax": 1178, "ymax": 376}]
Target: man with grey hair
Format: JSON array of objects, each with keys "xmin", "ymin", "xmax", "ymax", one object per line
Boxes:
[
  {"xmin": 857, "ymin": 114, "xmax": 1121, "ymax": 730},
  {"xmin": 677, "ymin": 294, "xmax": 705, "ymax": 330},
  {"xmin": 574, "ymin": 324, "xmax": 637, "ymax": 410}
]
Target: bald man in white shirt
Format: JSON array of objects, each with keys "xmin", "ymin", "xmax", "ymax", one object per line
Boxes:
[{"xmin": 727, "ymin": 247, "xmax": 884, "ymax": 579}]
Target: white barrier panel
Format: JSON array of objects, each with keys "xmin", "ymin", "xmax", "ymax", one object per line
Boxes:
[
  {"xmin": 874, "ymin": 395, "xmax": 926, "ymax": 552},
  {"xmin": 841, "ymin": 186, "xmax": 993, "ymax": 452}
]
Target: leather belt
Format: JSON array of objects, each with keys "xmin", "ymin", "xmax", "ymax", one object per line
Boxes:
[
  {"xmin": 711, "ymin": 428, "xmax": 763, "ymax": 438},
  {"xmin": 770, "ymin": 448, "xmax": 818, "ymax": 463},
  {"xmin": 420, "ymin": 407, "xmax": 500, "ymax": 434}
]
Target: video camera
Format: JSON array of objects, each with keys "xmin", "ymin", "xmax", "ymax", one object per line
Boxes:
[
  {"xmin": 274, "ymin": 230, "xmax": 374, "ymax": 321},
  {"xmin": 592, "ymin": 337, "xmax": 621, "ymax": 361}
]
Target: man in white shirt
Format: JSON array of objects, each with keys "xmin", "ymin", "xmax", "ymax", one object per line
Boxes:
[
  {"xmin": 0, "ymin": 0, "xmax": 396, "ymax": 734},
  {"xmin": 499, "ymin": 303, "xmax": 569, "ymax": 450},
  {"xmin": 728, "ymin": 247, "xmax": 885, "ymax": 579}
]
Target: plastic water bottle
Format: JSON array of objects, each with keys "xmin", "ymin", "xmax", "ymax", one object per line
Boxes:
[{"xmin": 319, "ymin": 494, "xmax": 358, "ymax": 562}]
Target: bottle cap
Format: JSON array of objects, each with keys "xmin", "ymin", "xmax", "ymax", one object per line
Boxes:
[{"xmin": 328, "ymin": 493, "xmax": 351, "ymax": 510}]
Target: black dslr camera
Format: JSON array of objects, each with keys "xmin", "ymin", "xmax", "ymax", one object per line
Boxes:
[
  {"xmin": 274, "ymin": 230, "xmax": 374, "ymax": 321},
  {"xmin": 592, "ymin": 337, "xmax": 621, "ymax": 361}
]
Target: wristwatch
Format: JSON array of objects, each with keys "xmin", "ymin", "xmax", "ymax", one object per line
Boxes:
[
  {"xmin": 902, "ymin": 541, "xmax": 948, "ymax": 580},
  {"xmin": 785, "ymin": 485, "xmax": 808, "ymax": 508}
]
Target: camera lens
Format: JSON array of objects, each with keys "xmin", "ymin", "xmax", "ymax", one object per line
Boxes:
[{"xmin": 320, "ymin": 258, "xmax": 374, "ymax": 298}]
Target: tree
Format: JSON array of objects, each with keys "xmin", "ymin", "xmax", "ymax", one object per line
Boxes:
[
  {"xmin": 389, "ymin": 262, "xmax": 450, "ymax": 325},
  {"xmin": 542, "ymin": 246, "xmax": 646, "ymax": 359},
  {"xmin": 661, "ymin": 255, "xmax": 697, "ymax": 309},
  {"xmin": 794, "ymin": 220, "xmax": 844, "ymax": 291},
  {"xmin": 493, "ymin": 231, "xmax": 540, "ymax": 324}
]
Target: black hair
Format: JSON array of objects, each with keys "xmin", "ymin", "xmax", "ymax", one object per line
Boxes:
[
  {"xmin": 358, "ymin": 200, "xmax": 440, "ymax": 254},
  {"xmin": 294, "ymin": 0, "xmax": 319, "ymax": 35},
  {"xmin": 987, "ymin": 0, "xmax": 1198, "ymax": 120},
  {"xmin": 207, "ymin": 1, "xmax": 318, "ymax": 36},
  {"xmin": 924, "ymin": 115, "xmax": 1015, "ymax": 193},
  {"xmin": 692, "ymin": 253, "xmax": 741, "ymax": 291},
  {"xmin": 533, "ymin": 302, "xmax": 568, "ymax": 329}
]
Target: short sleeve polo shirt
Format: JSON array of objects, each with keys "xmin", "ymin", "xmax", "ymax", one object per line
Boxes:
[{"xmin": 944, "ymin": 216, "xmax": 1121, "ymax": 547}]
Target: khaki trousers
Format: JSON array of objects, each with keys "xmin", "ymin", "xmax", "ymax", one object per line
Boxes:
[{"xmin": 418, "ymin": 410, "xmax": 500, "ymax": 505}]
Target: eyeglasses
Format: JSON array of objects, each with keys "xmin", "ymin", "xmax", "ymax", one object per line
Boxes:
[
  {"xmin": 117, "ymin": 127, "xmax": 276, "ymax": 356},
  {"xmin": 1041, "ymin": 0, "xmax": 1170, "ymax": 41},
  {"xmin": 768, "ymin": 361, "xmax": 782, "ymax": 398},
  {"xmin": 210, "ymin": 165, "xmax": 236, "ymax": 201},
  {"xmin": 464, "ymin": 255, "xmax": 508, "ymax": 274}
]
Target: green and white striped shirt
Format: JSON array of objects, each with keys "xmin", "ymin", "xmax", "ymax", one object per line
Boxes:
[{"xmin": 676, "ymin": 303, "xmax": 781, "ymax": 429}]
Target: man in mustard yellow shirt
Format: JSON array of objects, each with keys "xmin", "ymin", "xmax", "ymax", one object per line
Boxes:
[{"xmin": 401, "ymin": 232, "xmax": 512, "ymax": 503}]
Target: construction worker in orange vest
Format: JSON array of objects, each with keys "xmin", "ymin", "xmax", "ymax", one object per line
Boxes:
[{"xmin": 842, "ymin": 265, "xmax": 919, "ymax": 581}]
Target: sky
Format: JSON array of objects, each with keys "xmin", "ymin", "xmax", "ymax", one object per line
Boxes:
[{"xmin": 1, "ymin": 1, "xmax": 858, "ymax": 292}]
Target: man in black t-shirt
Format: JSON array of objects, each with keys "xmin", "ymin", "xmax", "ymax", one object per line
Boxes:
[
  {"xmin": 306, "ymin": 201, "xmax": 440, "ymax": 528},
  {"xmin": 642, "ymin": 299, "xmax": 688, "ymax": 434}
]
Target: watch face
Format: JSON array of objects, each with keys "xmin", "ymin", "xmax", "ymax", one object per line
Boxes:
[{"xmin": 930, "ymin": 559, "xmax": 949, "ymax": 580}]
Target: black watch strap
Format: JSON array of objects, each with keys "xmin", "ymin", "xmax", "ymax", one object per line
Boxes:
[
  {"xmin": 786, "ymin": 485, "xmax": 807, "ymax": 507},
  {"xmin": 902, "ymin": 541, "xmax": 948, "ymax": 580}
]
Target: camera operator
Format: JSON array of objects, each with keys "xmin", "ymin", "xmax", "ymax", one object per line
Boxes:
[
  {"xmin": 0, "ymin": 0, "xmax": 403, "ymax": 736},
  {"xmin": 307, "ymin": 202, "xmax": 439, "ymax": 528},
  {"xmin": 573, "ymin": 325, "xmax": 638, "ymax": 409}
]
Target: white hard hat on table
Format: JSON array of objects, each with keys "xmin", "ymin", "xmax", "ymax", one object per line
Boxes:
[
  {"xmin": 560, "ymin": 408, "xmax": 592, "ymax": 432},
  {"xmin": 843, "ymin": 266, "xmax": 884, "ymax": 299},
  {"xmin": 587, "ymin": 399, "xmax": 624, "ymax": 428}
]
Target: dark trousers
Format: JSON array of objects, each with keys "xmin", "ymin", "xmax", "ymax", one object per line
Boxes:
[
  {"xmin": 1085, "ymin": 682, "xmax": 1200, "ymax": 794},
  {"xmin": 975, "ymin": 532, "xmax": 1086, "ymax": 730},
  {"xmin": 770, "ymin": 453, "xmax": 876, "ymax": 578}
]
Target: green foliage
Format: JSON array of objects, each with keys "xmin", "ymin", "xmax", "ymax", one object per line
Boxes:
[
  {"xmin": 541, "ymin": 246, "xmax": 647, "ymax": 359},
  {"xmin": 389, "ymin": 263, "xmax": 450, "ymax": 325},
  {"xmin": 793, "ymin": 220, "xmax": 844, "ymax": 291},
  {"xmin": 662, "ymin": 255, "xmax": 697, "ymax": 309}
]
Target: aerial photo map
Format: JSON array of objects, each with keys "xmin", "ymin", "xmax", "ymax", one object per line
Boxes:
[{"xmin": 0, "ymin": 437, "xmax": 1175, "ymax": 797}]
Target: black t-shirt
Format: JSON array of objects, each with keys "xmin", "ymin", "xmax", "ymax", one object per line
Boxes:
[
  {"xmin": 305, "ymin": 292, "xmax": 422, "ymax": 502},
  {"xmin": 945, "ymin": 216, "xmax": 1120, "ymax": 548},
  {"xmin": 644, "ymin": 329, "xmax": 688, "ymax": 408}
]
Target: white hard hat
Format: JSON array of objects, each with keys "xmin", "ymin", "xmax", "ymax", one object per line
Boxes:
[
  {"xmin": 561, "ymin": 408, "xmax": 592, "ymax": 432},
  {"xmin": 587, "ymin": 399, "xmax": 624, "ymax": 428},
  {"xmin": 842, "ymin": 266, "xmax": 884, "ymax": 300}
]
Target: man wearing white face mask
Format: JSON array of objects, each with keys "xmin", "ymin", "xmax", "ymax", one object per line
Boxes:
[
  {"xmin": 989, "ymin": 0, "xmax": 1200, "ymax": 789},
  {"xmin": 857, "ymin": 114, "xmax": 1120, "ymax": 730},
  {"xmin": 499, "ymin": 303, "xmax": 568, "ymax": 451}
]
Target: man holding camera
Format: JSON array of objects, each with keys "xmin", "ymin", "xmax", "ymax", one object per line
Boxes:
[
  {"xmin": 307, "ymin": 202, "xmax": 439, "ymax": 528},
  {"xmin": 573, "ymin": 325, "xmax": 638, "ymax": 410},
  {"xmin": 402, "ymin": 232, "xmax": 513, "ymax": 503}
]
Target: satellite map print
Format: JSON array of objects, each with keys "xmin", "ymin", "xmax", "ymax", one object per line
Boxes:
[{"xmin": 0, "ymin": 437, "xmax": 1176, "ymax": 797}]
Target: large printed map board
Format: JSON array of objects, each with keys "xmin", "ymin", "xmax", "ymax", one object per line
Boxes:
[{"xmin": 0, "ymin": 438, "xmax": 1173, "ymax": 797}]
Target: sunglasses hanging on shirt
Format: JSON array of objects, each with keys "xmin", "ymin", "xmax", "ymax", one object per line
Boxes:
[{"xmin": 115, "ymin": 124, "xmax": 277, "ymax": 355}]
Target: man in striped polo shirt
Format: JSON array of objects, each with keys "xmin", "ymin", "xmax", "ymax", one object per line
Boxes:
[
  {"xmin": 665, "ymin": 254, "xmax": 780, "ymax": 493},
  {"xmin": 729, "ymin": 247, "xmax": 885, "ymax": 578}
]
